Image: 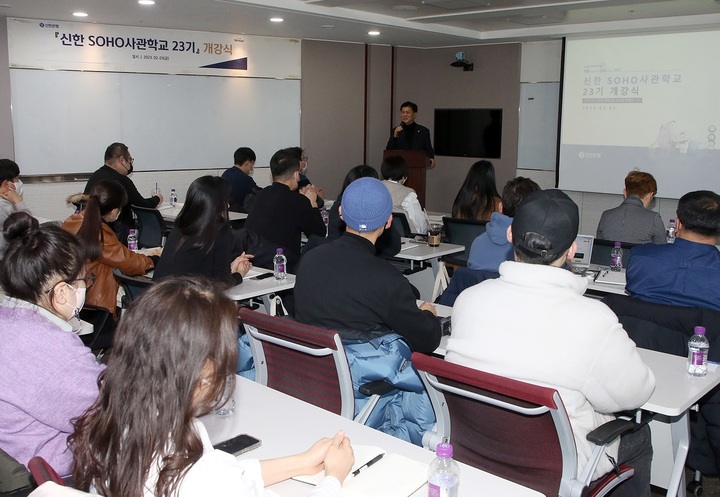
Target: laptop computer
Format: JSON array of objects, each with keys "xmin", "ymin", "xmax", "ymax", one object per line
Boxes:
[{"xmin": 570, "ymin": 234, "xmax": 594, "ymax": 274}]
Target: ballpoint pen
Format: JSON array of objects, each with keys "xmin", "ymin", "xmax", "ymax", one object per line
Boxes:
[{"xmin": 351, "ymin": 453, "xmax": 384, "ymax": 477}]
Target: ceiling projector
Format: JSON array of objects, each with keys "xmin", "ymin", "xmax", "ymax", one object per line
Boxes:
[{"xmin": 450, "ymin": 51, "xmax": 474, "ymax": 71}]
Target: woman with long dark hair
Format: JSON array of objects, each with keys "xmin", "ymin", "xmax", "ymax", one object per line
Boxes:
[
  {"xmin": 153, "ymin": 176, "xmax": 251, "ymax": 285},
  {"xmin": 0, "ymin": 212, "xmax": 104, "ymax": 475},
  {"xmin": 62, "ymin": 180, "xmax": 157, "ymax": 316},
  {"xmin": 451, "ymin": 160, "xmax": 501, "ymax": 221},
  {"xmin": 71, "ymin": 276, "xmax": 353, "ymax": 497}
]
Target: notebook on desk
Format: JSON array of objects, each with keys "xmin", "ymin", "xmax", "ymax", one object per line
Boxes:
[
  {"xmin": 570, "ymin": 234, "xmax": 594, "ymax": 274},
  {"xmin": 595, "ymin": 269, "xmax": 627, "ymax": 286},
  {"xmin": 294, "ymin": 445, "xmax": 427, "ymax": 497}
]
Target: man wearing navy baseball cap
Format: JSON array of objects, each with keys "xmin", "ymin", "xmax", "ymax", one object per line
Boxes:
[
  {"xmin": 295, "ymin": 177, "xmax": 440, "ymax": 352},
  {"xmin": 446, "ymin": 189, "xmax": 656, "ymax": 496},
  {"xmin": 294, "ymin": 177, "xmax": 442, "ymax": 445}
]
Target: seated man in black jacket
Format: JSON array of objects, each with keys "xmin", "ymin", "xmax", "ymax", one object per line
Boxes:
[
  {"xmin": 85, "ymin": 142, "xmax": 162, "ymax": 244},
  {"xmin": 294, "ymin": 177, "xmax": 441, "ymax": 445},
  {"xmin": 244, "ymin": 148, "xmax": 325, "ymax": 272},
  {"xmin": 295, "ymin": 177, "xmax": 440, "ymax": 351}
]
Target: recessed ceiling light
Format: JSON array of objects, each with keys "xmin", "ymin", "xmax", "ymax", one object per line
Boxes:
[
  {"xmin": 270, "ymin": 17, "xmax": 284, "ymax": 23},
  {"xmin": 368, "ymin": 30, "xmax": 380, "ymax": 36},
  {"xmin": 321, "ymin": 25, "xmax": 335, "ymax": 29},
  {"xmin": 73, "ymin": 11, "xmax": 88, "ymax": 17},
  {"xmin": 0, "ymin": 4, "xmax": 12, "ymax": 8},
  {"xmin": 138, "ymin": 0, "xmax": 155, "ymax": 5}
]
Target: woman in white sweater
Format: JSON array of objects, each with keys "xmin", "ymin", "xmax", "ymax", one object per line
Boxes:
[{"xmin": 70, "ymin": 275, "xmax": 354, "ymax": 497}]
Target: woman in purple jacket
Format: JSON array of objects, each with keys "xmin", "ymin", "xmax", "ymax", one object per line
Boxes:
[{"xmin": 0, "ymin": 211, "xmax": 104, "ymax": 475}]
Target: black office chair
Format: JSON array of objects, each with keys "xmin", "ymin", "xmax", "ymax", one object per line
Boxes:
[
  {"xmin": 591, "ymin": 239, "xmax": 638, "ymax": 267},
  {"xmin": 130, "ymin": 205, "xmax": 170, "ymax": 248},
  {"xmin": 391, "ymin": 211, "xmax": 414, "ymax": 238},
  {"xmin": 441, "ymin": 216, "xmax": 488, "ymax": 267},
  {"xmin": 113, "ymin": 268, "xmax": 154, "ymax": 316},
  {"xmin": 78, "ymin": 304, "xmax": 115, "ymax": 354}
]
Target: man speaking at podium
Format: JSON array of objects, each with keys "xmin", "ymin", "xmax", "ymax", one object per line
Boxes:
[{"xmin": 386, "ymin": 101, "xmax": 435, "ymax": 169}]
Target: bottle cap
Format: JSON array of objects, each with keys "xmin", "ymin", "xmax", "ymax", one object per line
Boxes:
[
  {"xmin": 276, "ymin": 248, "xmax": 284, "ymax": 254},
  {"xmin": 695, "ymin": 326, "xmax": 706, "ymax": 335},
  {"xmin": 614, "ymin": 242, "xmax": 621, "ymax": 247},
  {"xmin": 436, "ymin": 442, "xmax": 453, "ymax": 458}
]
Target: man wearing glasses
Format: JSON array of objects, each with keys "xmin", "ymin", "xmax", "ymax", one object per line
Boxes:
[{"xmin": 84, "ymin": 142, "xmax": 163, "ymax": 245}]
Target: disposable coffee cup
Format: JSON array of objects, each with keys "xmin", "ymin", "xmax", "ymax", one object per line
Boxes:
[{"xmin": 427, "ymin": 223, "xmax": 442, "ymax": 247}]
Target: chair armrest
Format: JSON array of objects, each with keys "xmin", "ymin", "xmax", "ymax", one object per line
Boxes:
[
  {"xmin": 586, "ymin": 418, "xmax": 635, "ymax": 445},
  {"xmin": 358, "ymin": 380, "xmax": 395, "ymax": 397}
]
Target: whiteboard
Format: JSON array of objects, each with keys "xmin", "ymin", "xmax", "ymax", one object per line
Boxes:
[
  {"xmin": 517, "ymin": 82, "xmax": 559, "ymax": 171},
  {"xmin": 10, "ymin": 69, "xmax": 300, "ymax": 175}
]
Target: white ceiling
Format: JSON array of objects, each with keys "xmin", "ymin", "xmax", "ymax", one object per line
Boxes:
[{"xmin": 5, "ymin": 0, "xmax": 720, "ymax": 48}]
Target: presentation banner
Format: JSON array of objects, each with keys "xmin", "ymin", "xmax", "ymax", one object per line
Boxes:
[{"xmin": 7, "ymin": 17, "xmax": 301, "ymax": 79}]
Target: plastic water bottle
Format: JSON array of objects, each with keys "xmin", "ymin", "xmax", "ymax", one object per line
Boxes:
[
  {"xmin": 320, "ymin": 207, "xmax": 329, "ymax": 236},
  {"xmin": 170, "ymin": 188, "xmax": 178, "ymax": 207},
  {"xmin": 610, "ymin": 242, "xmax": 623, "ymax": 272},
  {"xmin": 688, "ymin": 326, "xmax": 710, "ymax": 377},
  {"xmin": 667, "ymin": 218, "xmax": 676, "ymax": 243},
  {"xmin": 127, "ymin": 229, "xmax": 138, "ymax": 251},
  {"xmin": 428, "ymin": 443, "xmax": 460, "ymax": 497},
  {"xmin": 273, "ymin": 248, "xmax": 287, "ymax": 280}
]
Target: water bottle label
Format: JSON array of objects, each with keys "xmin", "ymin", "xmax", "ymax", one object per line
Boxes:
[
  {"xmin": 277, "ymin": 264, "xmax": 285, "ymax": 273},
  {"xmin": 428, "ymin": 483, "xmax": 441, "ymax": 497},
  {"xmin": 691, "ymin": 350, "xmax": 704, "ymax": 366}
]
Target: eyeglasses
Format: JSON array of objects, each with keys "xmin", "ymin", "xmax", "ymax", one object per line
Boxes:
[
  {"xmin": 68, "ymin": 272, "xmax": 96, "ymax": 289},
  {"xmin": 45, "ymin": 271, "xmax": 96, "ymax": 295},
  {"xmin": 124, "ymin": 156, "xmax": 134, "ymax": 164},
  {"xmin": 301, "ymin": 156, "xmax": 308, "ymax": 162}
]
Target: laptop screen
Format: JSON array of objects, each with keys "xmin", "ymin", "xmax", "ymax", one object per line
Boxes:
[{"xmin": 570, "ymin": 234, "xmax": 594, "ymax": 269}]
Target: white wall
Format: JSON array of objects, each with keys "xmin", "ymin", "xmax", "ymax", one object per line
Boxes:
[{"xmin": 516, "ymin": 40, "xmax": 677, "ymax": 236}]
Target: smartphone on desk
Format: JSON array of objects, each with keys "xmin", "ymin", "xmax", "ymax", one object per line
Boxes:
[
  {"xmin": 213, "ymin": 434, "xmax": 262, "ymax": 456},
  {"xmin": 253, "ymin": 272, "xmax": 274, "ymax": 280}
]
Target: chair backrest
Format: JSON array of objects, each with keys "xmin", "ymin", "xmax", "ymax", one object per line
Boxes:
[
  {"xmin": 239, "ymin": 308, "xmax": 356, "ymax": 418},
  {"xmin": 77, "ymin": 304, "xmax": 115, "ymax": 351},
  {"xmin": 411, "ymin": 352, "xmax": 576, "ymax": 497},
  {"xmin": 130, "ymin": 205, "xmax": 166, "ymax": 248},
  {"xmin": 590, "ymin": 239, "xmax": 637, "ymax": 267},
  {"xmin": 391, "ymin": 211, "xmax": 413, "ymax": 238},
  {"xmin": 438, "ymin": 267, "xmax": 499, "ymax": 307},
  {"xmin": 112, "ymin": 268, "xmax": 154, "ymax": 314},
  {"xmin": 602, "ymin": 294, "xmax": 720, "ymax": 360},
  {"xmin": 27, "ymin": 457, "xmax": 65, "ymax": 486},
  {"xmin": 441, "ymin": 216, "xmax": 487, "ymax": 265}
]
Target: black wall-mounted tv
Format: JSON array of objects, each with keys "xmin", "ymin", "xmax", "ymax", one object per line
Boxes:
[{"xmin": 434, "ymin": 108, "xmax": 503, "ymax": 159}]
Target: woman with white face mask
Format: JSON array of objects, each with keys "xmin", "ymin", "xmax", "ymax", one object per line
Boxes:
[
  {"xmin": 0, "ymin": 158, "xmax": 30, "ymax": 259},
  {"xmin": 0, "ymin": 211, "xmax": 105, "ymax": 476},
  {"xmin": 62, "ymin": 180, "xmax": 158, "ymax": 317}
]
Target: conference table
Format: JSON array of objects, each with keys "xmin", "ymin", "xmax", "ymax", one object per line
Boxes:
[
  {"xmin": 635, "ymin": 349, "xmax": 720, "ymax": 497},
  {"xmin": 200, "ymin": 376, "xmax": 543, "ymax": 497},
  {"xmin": 158, "ymin": 203, "xmax": 248, "ymax": 222},
  {"xmin": 396, "ymin": 238, "xmax": 464, "ymax": 301},
  {"xmin": 226, "ymin": 267, "xmax": 296, "ymax": 312}
]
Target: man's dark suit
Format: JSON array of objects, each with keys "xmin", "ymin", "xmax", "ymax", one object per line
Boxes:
[{"xmin": 386, "ymin": 122, "xmax": 434, "ymax": 158}]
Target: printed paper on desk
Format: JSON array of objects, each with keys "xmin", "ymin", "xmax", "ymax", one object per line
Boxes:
[
  {"xmin": 295, "ymin": 448, "xmax": 427, "ymax": 497},
  {"xmin": 294, "ymin": 445, "xmax": 385, "ymax": 485},
  {"xmin": 595, "ymin": 270, "xmax": 626, "ymax": 286},
  {"xmin": 244, "ymin": 268, "xmax": 265, "ymax": 279}
]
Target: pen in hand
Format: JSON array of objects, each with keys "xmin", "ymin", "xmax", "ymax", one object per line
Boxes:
[{"xmin": 351, "ymin": 453, "xmax": 384, "ymax": 477}]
